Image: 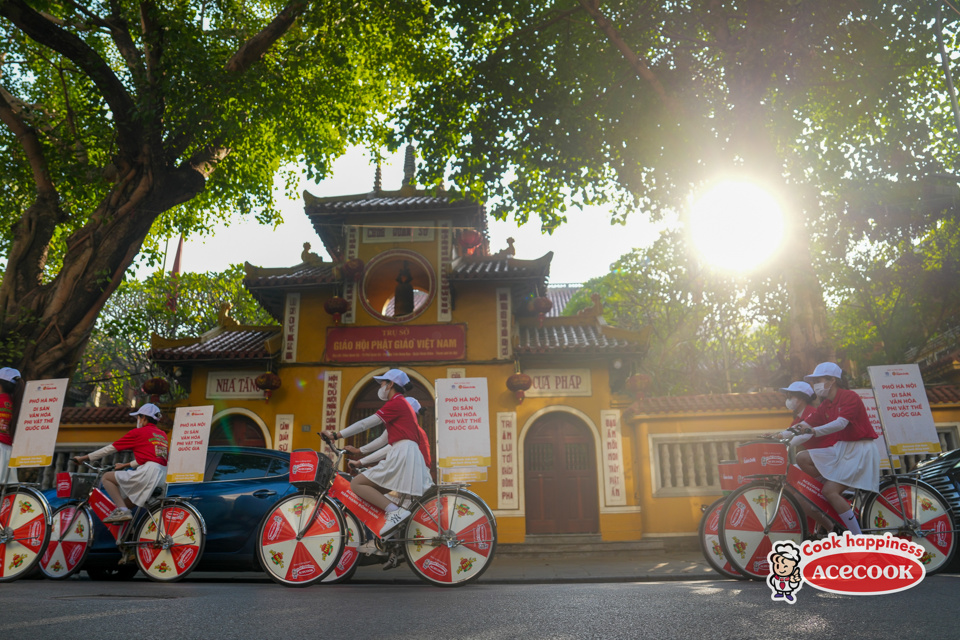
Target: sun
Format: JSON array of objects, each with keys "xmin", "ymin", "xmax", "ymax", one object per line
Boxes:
[{"xmin": 688, "ymin": 180, "xmax": 785, "ymax": 272}]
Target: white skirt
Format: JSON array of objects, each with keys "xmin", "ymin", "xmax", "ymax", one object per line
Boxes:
[
  {"xmin": 362, "ymin": 440, "xmax": 433, "ymax": 497},
  {"xmin": 0, "ymin": 443, "xmax": 17, "ymax": 484},
  {"xmin": 116, "ymin": 461, "xmax": 167, "ymax": 507},
  {"xmin": 809, "ymin": 439, "xmax": 880, "ymax": 493}
]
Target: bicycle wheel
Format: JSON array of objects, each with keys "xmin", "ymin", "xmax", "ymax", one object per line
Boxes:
[
  {"xmin": 860, "ymin": 477, "xmax": 957, "ymax": 575},
  {"xmin": 403, "ymin": 487, "xmax": 497, "ymax": 587},
  {"xmin": 322, "ymin": 508, "xmax": 361, "ymax": 584},
  {"xmin": 698, "ymin": 497, "xmax": 744, "ymax": 580},
  {"xmin": 39, "ymin": 503, "xmax": 93, "ymax": 579},
  {"xmin": 0, "ymin": 487, "xmax": 51, "ymax": 582},
  {"xmin": 135, "ymin": 501, "xmax": 206, "ymax": 582},
  {"xmin": 257, "ymin": 494, "xmax": 345, "ymax": 587},
  {"xmin": 718, "ymin": 481, "xmax": 805, "ymax": 580}
]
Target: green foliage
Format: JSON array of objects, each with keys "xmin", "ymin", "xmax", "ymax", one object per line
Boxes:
[
  {"xmin": 72, "ymin": 265, "xmax": 273, "ymax": 404},
  {"xmin": 565, "ymin": 229, "xmax": 789, "ymax": 396}
]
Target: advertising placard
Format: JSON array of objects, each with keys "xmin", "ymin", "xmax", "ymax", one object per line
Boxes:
[
  {"xmin": 436, "ymin": 378, "xmax": 491, "ymax": 469},
  {"xmin": 867, "ymin": 365, "xmax": 940, "ymax": 455},
  {"xmin": 166, "ymin": 406, "xmax": 213, "ymax": 483},
  {"xmin": 10, "ymin": 378, "xmax": 69, "ymax": 467},
  {"xmin": 854, "ymin": 389, "xmax": 900, "ymax": 470}
]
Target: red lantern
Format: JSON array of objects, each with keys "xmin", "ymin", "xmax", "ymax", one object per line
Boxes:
[
  {"xmin": 506, "ymin": 373, "xmax": 533, "ymax": 403},
  {"xmin": 341, "ymin": 258, "xmax": 364, "ymax": 281},
  {"xmin": 458, "ymin": 229, "xmax": 483, "ymax": 256},
  {"xmin": 255, "ymin": 372, "xmax": 282, "ymax": 402},
  {"xmin": 626, "ymin": 373, "xmax": 652, "ymax": 399},
  {"xmin": 324, "ymin": 296, "xmax": 349, "ymax": 325},
  {"xmin": 530, "ymin": 296, "xmax": 553, "ymax": 327},
  {"xmin": 141, "ymin": 377, "xmax": 170, "ymax": 403}
]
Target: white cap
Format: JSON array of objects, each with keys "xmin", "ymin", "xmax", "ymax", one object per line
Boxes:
[
  {"xmin": 130, "ymin": 403, "xmax": 162, "ymax": 421},
  {"xmin": 373, "ymin": 369, "xmax": 410, "ymax": 387},
  {"xmin": 804, "ymin": 362, "xmax": 843, "ymax": 382},
  {"xmin": 779, "ymin": 381, "xmax": 814, "ymax": 396},
  {"xmin": 0, "ymin": 367, "xmax": 21, "ymax": 383},
  {"xmin": 405, "ymin": 397, "xmax": 422, "ymax": 413}
]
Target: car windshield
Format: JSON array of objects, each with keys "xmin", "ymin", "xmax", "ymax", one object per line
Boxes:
[{"xmin": 211, "ymin": 452, "xmax": 279, "ymax": 481}]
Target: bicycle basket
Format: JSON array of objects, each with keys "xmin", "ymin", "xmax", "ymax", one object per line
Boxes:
[
  {"xmin": 289, "ymin": 449, "xmax": 335, "ymax": 490},
  {"xmin": 56, "ymin": 472, "xmax": 98, "ymax": 500}
]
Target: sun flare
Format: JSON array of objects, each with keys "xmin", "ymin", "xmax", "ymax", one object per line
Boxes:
[{"xmin": 688, "ymin": 181, "xmax": 785, "ymax": 272}]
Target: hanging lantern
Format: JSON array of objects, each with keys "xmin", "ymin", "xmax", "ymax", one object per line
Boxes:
[
  {"xmin": 506, "ymin": 373, "xmax": 533, "ymax": 403},
  {"xmin": 530, "ymin": 296, "xmax": 553, "ymax": 328},
  {"xmin": 341, "ymin": 258, "xmax": 365, "ymax": 281},
  {"xmin": 324, "ymin": 296, "xmax": 350, "ymax": 325},
  {"xmin": 141, "ymin": 377, "xmax": 170, "ymax": 403},
  {"xmin": 458, "ymin": 229, "xmax": 483, "ymax": 256},
  {"xmin": 626, "ymin": 373, "xmax": 652, "ymax": 399},
  {"xmin": 255, "ymin": 372, "xmax": 282, "ymax": 402}
]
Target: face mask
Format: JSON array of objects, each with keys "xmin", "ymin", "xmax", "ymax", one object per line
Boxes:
[
  {"xmin": 814, "ymin": 382, "xmax": 830, "ymax": 399},
  {"xmin": 785, "ymin": 398, "xmax": 799, "ymax": 414},
  {"xmin": 378, "ymin": 385, "xmax": 391, "ymax": 401}
]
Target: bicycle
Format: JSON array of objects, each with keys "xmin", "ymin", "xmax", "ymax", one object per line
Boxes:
[
  {"xmin": 717, "ymin": 437, "xmax": 957, "ymax": 579},
  {"xmin": 37, "ymin": 462, "xmax": 207, "ymax": 582},
  {"xmin": 256, "ymin": 434, "xmax": 497, "ymax": 587},
  {"xmin": 0, "ymin": 479, "xmax": 52, "ymax": 582}
]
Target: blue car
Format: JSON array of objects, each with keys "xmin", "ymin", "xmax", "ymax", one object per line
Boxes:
[{"xmin": 43, "ymin": 446, "xmax": 297, "ymax": 580}]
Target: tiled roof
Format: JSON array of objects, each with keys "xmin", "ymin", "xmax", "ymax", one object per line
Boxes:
[
  {"xmin": 307, "ymin": 195, "xmax": 473, "ymax": 214},
  {"xmin": 632, "ymin": 385, "xmax": 960, "ymax": 415},
  {"xmin": 243, "ymin": 262, "xmax": 338, "ymax": 288},
  {"xmin": 62, "ymin": 406, "xmax": 137, "ymax": 425},
  {"xmin": 516, "ymin": 322, "xmax": 645, "ymax": 354},
  {"xmin": 546, "ymin": 284, "xmax": 582, "ymax": 317},
  {"xmin": 150, "ymin": 328, "xmax": 280, "ymax": 362},
  {"xmin": 449, "ymin": 253, "xmax": 553, "ymax": 281}
]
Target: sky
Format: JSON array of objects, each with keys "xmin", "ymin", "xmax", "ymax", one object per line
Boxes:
[{"xmin": 160, "ymin": 147, "xmax": 669, "ymax": 284}]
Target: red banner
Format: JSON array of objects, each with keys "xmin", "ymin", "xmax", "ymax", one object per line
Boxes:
[{"xmin": 326, "ymin": 324, "xmax": 466, "ymax": 362}]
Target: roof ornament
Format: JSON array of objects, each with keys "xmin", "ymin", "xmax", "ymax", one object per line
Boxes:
[
  {"xmin": 373, "ymin": 159, "xmax": 382, "ymax": 194},
  {"xmin": 400, "ymin": 142, "xmax": 416, "ymax": 195},
  {"xmin": 217, "ymin": 302, "xmax": 240, "ymax": 329},
  {"xmin": 301, "ymin": 242, "xmax": 325, "ymax": 265},
  {"xmin": 492, "ymin": 237, "xmax": 516, "ymax": 258}
]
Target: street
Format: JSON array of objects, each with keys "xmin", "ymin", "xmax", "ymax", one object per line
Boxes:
[{"xmin": 2, "ymin": 575, "xmax": 959, "ymax": 639}]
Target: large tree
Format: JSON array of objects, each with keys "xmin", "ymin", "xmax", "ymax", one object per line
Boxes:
[
  {"xmin": 0, "ymin": 1, "xmax": 441, "ymax": 379},
  {"xmin": 405, "ymin": 1, "xmax": 958, "ymax": 379}
]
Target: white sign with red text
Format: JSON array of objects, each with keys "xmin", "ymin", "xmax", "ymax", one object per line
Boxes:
[
  {"xmin": 600, "ymin": 410, "xmax": 627, "ymax": 506},
  {"xmin": 275, "ymin": 414, "xmax": 294, "ymax": 453},
  {"xmin": 497, "ymin": 412, "xmax": 518, "ymax": 509},
  {"xmin": 854, "ymin": 390, "xmax": 900, "ymax": 470},
  {"xmin": 867, "ymin": 365, "xmax": 939, "ymax": 455},
  {"xmin": 436, "ymin": 378, "xmax": 491, "ymax": 469},
  {"xmin": 206, "ymin": 370, "xmax": 263, "ymax": 400},
  {"xmin": 166, "ymin": 406, "xmax": 213, "ymax": 483},
  {"xmin": 10, "ymin": 378, "xmax": 69, "ymax": 467}
]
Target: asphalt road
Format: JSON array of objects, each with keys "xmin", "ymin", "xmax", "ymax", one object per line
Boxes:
[{"xmin": 2, "ymin": 575, "xmax": 959, "ymax": 639}]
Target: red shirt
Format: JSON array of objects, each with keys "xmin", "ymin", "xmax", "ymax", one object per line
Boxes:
[
  {"xmin": 792, "ymin": 404, "xmax": 832, "ymax": 451},
  {"xmin": 0, "ymin": 392, "xmax": 12, "ymax": 446},
  {"xmin": 377, "ymin": 394, "xmax": 430, "ymax": 466},
  {"xmin": 805, "ymin": 388, "xmax": 877, "ymax": 447},
  {"xmin": 113, "ymin": 423, "xmax": 169, "ymax": 466}
]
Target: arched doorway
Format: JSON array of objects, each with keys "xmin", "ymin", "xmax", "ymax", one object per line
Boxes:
[
  {"xmin": 524, "ymin": 414, "xmax": 599, "ymax": 535},
  {"xmin": 346, "ymin": 377, "xmax": 435, "ymax": 475},
  {"xmin": 210, "ymin": 412, "xmax": 268, "ymax": 448}
]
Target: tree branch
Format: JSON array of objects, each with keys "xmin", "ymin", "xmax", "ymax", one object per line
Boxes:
[
  {"xmin": 577, "ymin": 0, "xmax": 680, "ymax": 113},
  {"xmin": 0, "ymin": 84, "xmax": 58, "ymax": 194},
  {"xmin": 0, "ymin": 0, "xmax": 142, "ymax": 159},
  {"xmin": 224, "ymin": 1, "xmax": 308, "ymax": 73}
]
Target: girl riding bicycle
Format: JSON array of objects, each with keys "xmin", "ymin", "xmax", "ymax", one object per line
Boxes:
[
  {"xmin": 324, "ymin": 369, "xmax": 433, "ymax": 537},
  {"xmin": 72, "ymin": 403, "xmax": 169, "ymax": 523},
  {"xmin": 790, "ymin": 362, "xmax": 879, "ymax": 535}
]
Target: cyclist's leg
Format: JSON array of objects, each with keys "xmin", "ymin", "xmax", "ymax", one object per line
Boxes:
[
  {"xmin": 823, "ymin": 480, "xmax": 860, "ymax": 534},
  {"xmin": 350, "ymin": 474, "xmax": 392, "ymax": 510},
  {"xmin": 102, "ymin": 472, "xmax": 134, "ymax": 509},
  {"xmin": 795, "ymin": 450, "xmax": 819, "ymax": 478}
]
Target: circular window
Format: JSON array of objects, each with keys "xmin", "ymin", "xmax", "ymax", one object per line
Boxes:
[{"xmin": 359, "ymin": 250, "xmax": 436, "ymax": 322}]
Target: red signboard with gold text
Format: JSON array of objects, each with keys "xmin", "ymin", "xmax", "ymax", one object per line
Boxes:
[{"xmin": 326, "ymin": 325, "xmax": 466, "ymax": 362}]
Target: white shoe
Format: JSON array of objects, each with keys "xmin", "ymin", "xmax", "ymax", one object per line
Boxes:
[
  {"xmin": 103, "ymin": 508, "xmax": 132, "ymax": 524},
  {"xmin": 379, "ymin": 507, "xmax": 411, "ymax": 537}
]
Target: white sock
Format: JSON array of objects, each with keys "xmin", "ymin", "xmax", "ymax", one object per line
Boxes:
[
  {"xmin": 840, "ymin": 509, "xmax": 861, "ymax": 535},
  {"xmin": 385, "ymin": 503, "xmax": 398, "ymax": 513}
]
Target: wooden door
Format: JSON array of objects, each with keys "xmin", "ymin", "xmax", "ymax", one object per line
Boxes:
[{"xmin": 524, "ymin": 416, "xmax": 599, "ymax": 534}]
